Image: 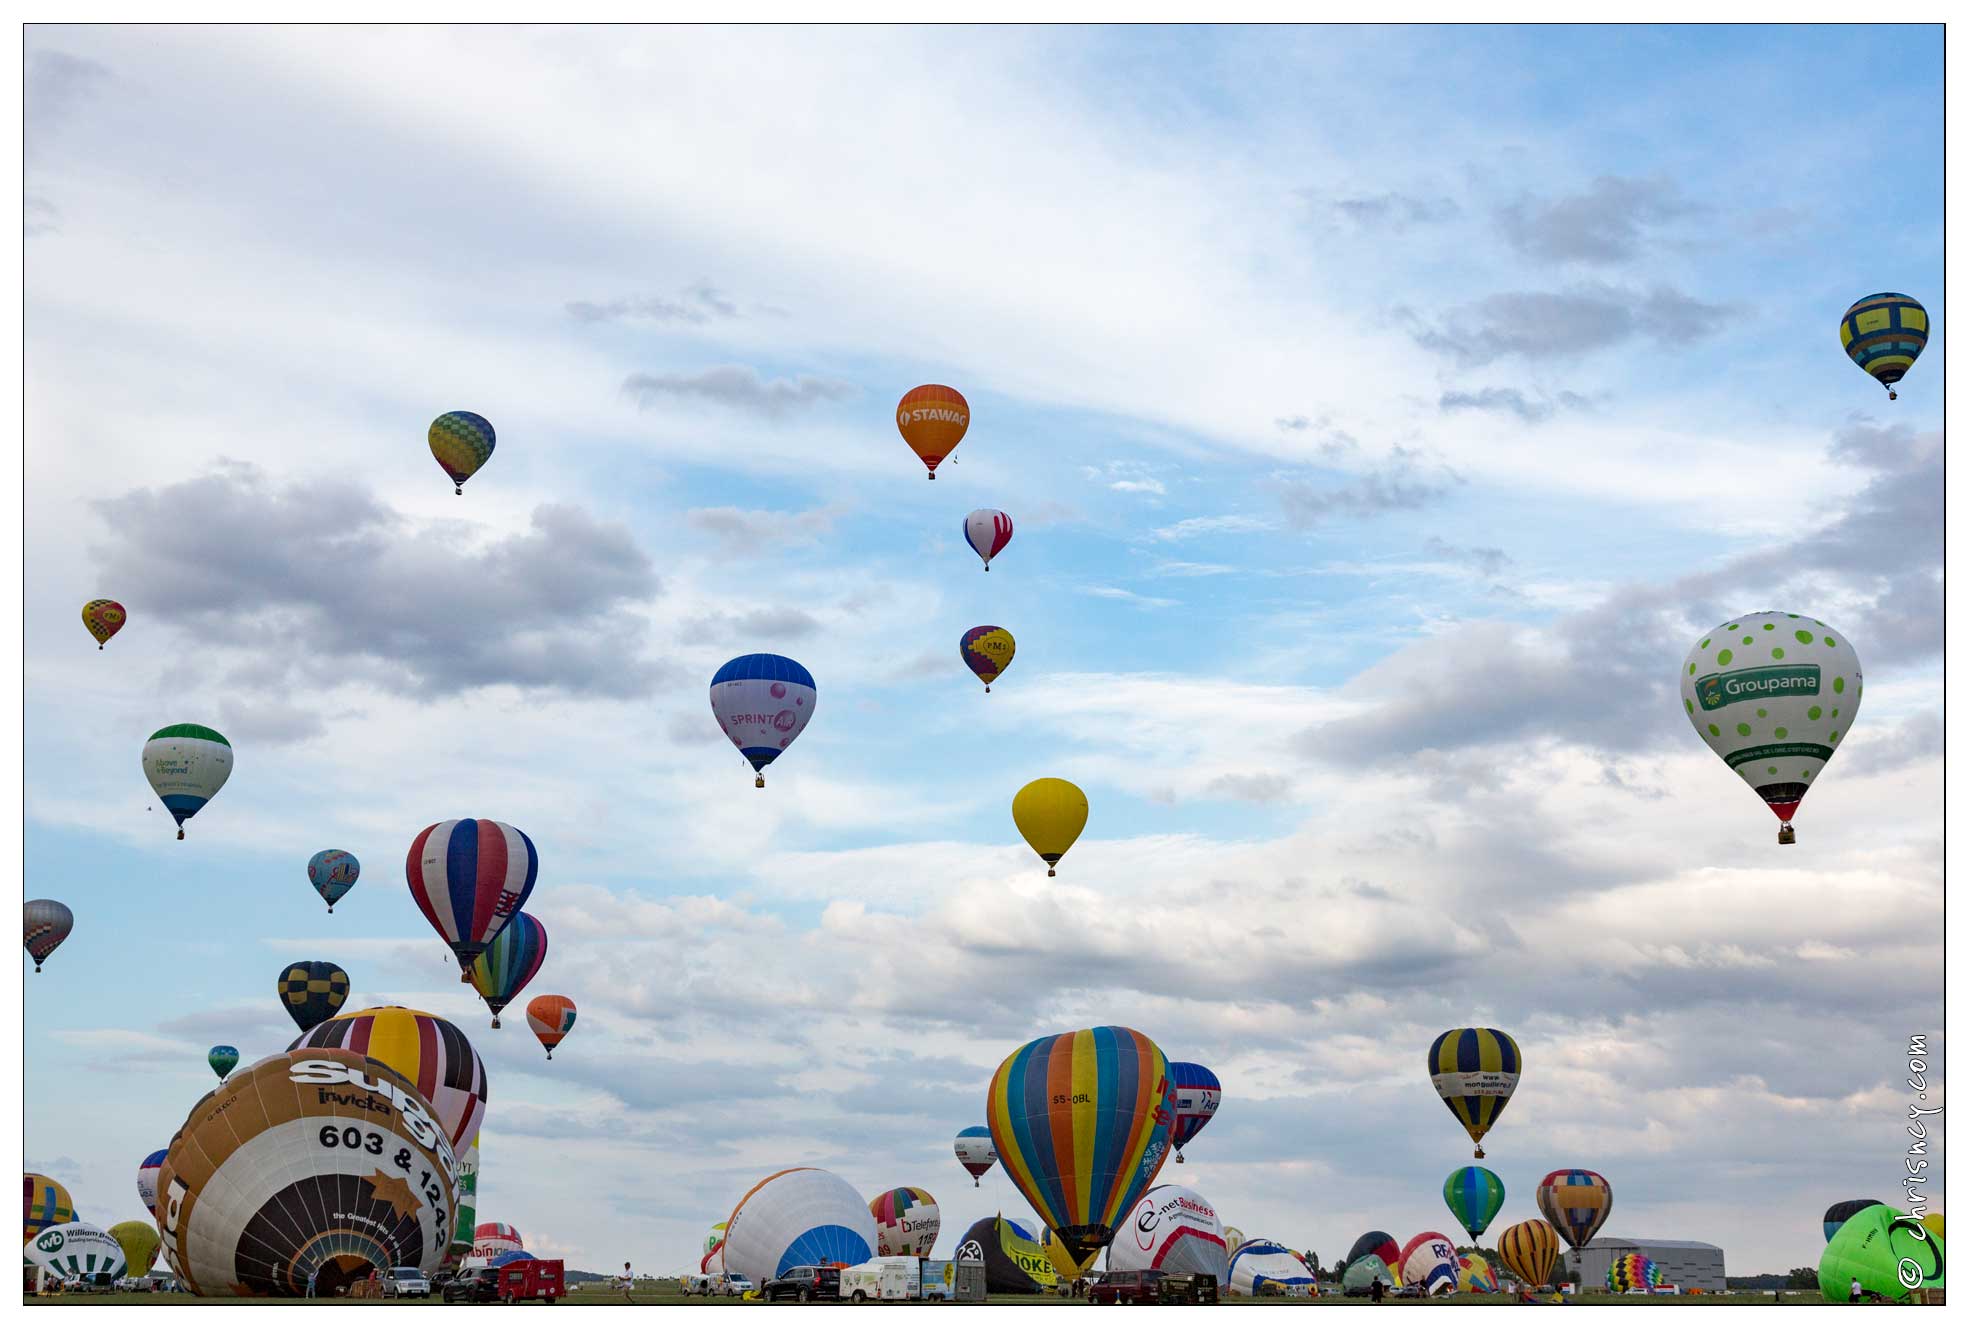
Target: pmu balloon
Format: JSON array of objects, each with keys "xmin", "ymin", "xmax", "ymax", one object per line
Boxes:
[
  {"xmin": 1826, "ymin": 1198, "xmax": 1886, "ymax": 1243},
  {"xmin": 1818, "ymin": 1205, "xmax": 1944, "ymax": 1304},
  {"xmin": 964, "ymin": 509, "xmax": 1013, "ymax": 570},
  {"xmin": 276, "ymin": 960, "xmax": 351, "ymax": 1034},
  {"xmin": 897, "ymin": 384, "xmax": 968, "ymax": 479},
  {"xmin": 308, "ymin": 850, "xmax": 360, "ymax": 913},
  {"xmin": 868, "ymin": 1186, "xmax": 940, "ymax": 1257},
  {"xmin": 525, "ymin": 994, "xmax": 576, "ymax": 1059},
  {"xmin": 142, "ymin": 723, "xmax": 233, "ymax": 840},
  {"xmin": 986, "ymin": 1025, "xmax": 1176, "ymax": 1276},
  {"xmin": 406, "ymin": 819, "xmax": 539, "ymax": 977},
  {"xmin": 719, "ymin": 1168, "xmax": 875, "ymax": 1283},
  {"xmin": 1167, "ymin": 1061, "xmax": 1221, "ymax": 1163},
  {"xmin": 1841, "ymin": 293, "xmax": 1929, "ymax": 399},
  {"xmin": 289, "ymin": 1006, "xmax": 489, "ymax": 1151},
  {"xmin": 954, "ymin": 1125, "xmax": 997, "ymax": 1186},
  {"xmin": 1536, "ymin": 1168, "xmax": 1613, "ymax": 1250},
  {"xmin": 25, "ymin": 1173, "xmax": 78, "ymax": 1243},
  {"xmin": 1012, "ymin": 778, "xmax": 1087, "ymax": 877},
  {"xmin": 961, "ymin": 626, "xmax": 1016, "ymax": 693},
  {"xmin": 81, "ymin": 599, "xmax": 127, "ymax": 649},
  {"xmin": 208, "ymin": 1045, "xmax": 239, "ymax": 1079},
  {"xmin": 429, "ymin": 410, "xmax": 495, "ymax": 495},
  {"xmin": 1496, "ymin": 1217, "xmax": 1560, "ymax": 1288},
  {"xmin": 710, "ymin": 654, "xmax": 816, "ymax": 787},
  {"xmin": 156, "ymin": 1048, "xmax": 459, "ymax": 1297},
  {"xmin": 24, "ymin": 898, "xmax": 73, "ymax": 972},
  {"xmin": 138, "ymin": 1149, "xmax": 168, "ymax": 1218},
  {"xmin": 469, "ymin": 911, "xmax": 547, "ymax": 1028},
  {"xmin": 110, "ymin": 1219, "xmax": 162, "ymax": 1275},
  {"xmin": 1107, "ymin": 1184, "xmax": 1230, "ymax": 1281},
  {"xmin": 1681, "ymin": 613, "xmax": 1862, "ymax": 844},
  {"xmin": 1426, "ymin": 1027, "xmax": 1520, "ymax": 1158},
  {"xmin": 1443, "ymin": 1165, "xmax": 1505, "ymax": 1241}
]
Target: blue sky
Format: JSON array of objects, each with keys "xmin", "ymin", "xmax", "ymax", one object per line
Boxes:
[{"xmin": 20, "ymin": 22, "xmax": 1943, "ymax": 1278}]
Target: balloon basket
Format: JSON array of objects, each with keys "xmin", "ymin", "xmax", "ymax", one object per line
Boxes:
[
  {"xmin": 1474, "ymin": 1147, "xmax": 1485, "ymax": 1159},
  {"xmin": 491, "ymin": 1018, "xmax": 501, "ymax": 1030},
  {"xmin": 1047, "ymin": 867, "xmax": 1056, "ymax": 877},
  {"xmin": 755, "ymin": 775, "xmax": 765, "ymax": 788},
  {"xmin": 1778, "ymin": 823, "xmax": 1796, "ymax": 845},
  {"xmin": 1175, "ymin": 1152, "xmax": 1185, "ymax": 1164},
  {"xmin": 34, "ymin": 963, "xmax": 41, "ymax": 973},
  {"xmin": 177, "ymin": 828, "xmax": 185, "ymax": 841},
  {"xmin": 546, "ymin": 1050, "xmax": 553, "ymax": 1060},
  {"xmin": 454, "ymin": 484, "xmax": 464, "ymax": 495}
]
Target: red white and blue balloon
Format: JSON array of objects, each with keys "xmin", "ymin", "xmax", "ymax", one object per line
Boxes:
[
  {"xmin": 964, "ymin": 508, "xmax": 1014, "ymax": 571},
  {"xmin": 406, "ymin": 820, "xmax": 539, "ymax": 977}
]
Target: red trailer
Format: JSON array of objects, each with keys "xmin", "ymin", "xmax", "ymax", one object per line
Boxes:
[{"xmin": 498, "ymin": 1259, "xmax": 565, "ymax": 1304}]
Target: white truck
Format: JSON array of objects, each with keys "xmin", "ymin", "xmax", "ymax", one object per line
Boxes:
[{"xmin": 840, "ymin": 1256, "xmax": 954, "ymax": 1303}]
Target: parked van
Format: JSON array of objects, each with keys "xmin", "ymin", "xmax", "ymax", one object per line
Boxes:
[{"xmin": 841, "ymin": 1256, "xmax": 954, "ymax": 1303}]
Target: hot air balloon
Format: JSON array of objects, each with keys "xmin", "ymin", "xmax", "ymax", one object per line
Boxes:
[
  {"xmin": 1457, "ymin": 1252, "xmax": 1500, "ymax": 1294},
  {"xmin": 110, "ymin": 1219, "xmax": 161, "ymax": 1276},
  {"xmin": 81, "ymin": 599, "xmax": 126, "ymax": 649},
  {"xmin": 26, "ymin": 1222, "xmax": 125, "ymax": 1285},
  {"xmin": 276, "ymin": 960, "xmax": 351, "ymax": 1034},
  {"xmin": 1819, "ymin": 1203, "xmax": 1944, "ymax": 1303},
  {"xmin": 1924, "ymin": 1213, "xmax": 1944, "ymax": 1242},
  {"xmin": 1012, "ymin": 778, "xmax": 1087, "ymax": 878},
  {"xmin": 719, "ymin": 1168, "xmax": 875, "ymax": 1284},
  {"xmin": 1107, "ymin": 1185, "xmax": 1230, "ymax": 1281},
  {"xmin": 897, "ymin": 385, "xmax": 968, "ymax": 479},
  {"xmin": 137, "ymin": 1149, "xmax": 167, "ymax": 1218},
  {"xmin": 1401, "ymin": 1232, "xmax": 1460, "ymax": 1296},
  {"xmin": 405, "ymin": 819, "xmax": 539, "ymax": 978},
  {"xmin": 954, "ymin": 1125, "xmax": 997, "ymax": 1187},
  {"xmin": 448, "ymin": 1135, "xmax": 480, "ymax": 1266},
  {"xmin": 1343, "ymin": 1254, "xmax": 1395, "ymax": 1293},
  {"xmin": 1826, "ymin": 1198, "xmax": 1887, "ymax": 1243},
  {"xmin": 1841, "ymin": 293, "xmax": 1929, "ymax": 399},
  {"xmin": 701, "ymin": 1221, "xmax": 729, "ymax": 1274},
  {"xmin": 1537, "ymin": 1169, "xmax": 1613, "ymax": 1251},
  {"xmin": 430, "ymin": 410, "xmax": 496, "ymax": 495},
  {"xmin": 952, "ymin": 1215, "xmax": 1057, "ymax": 1294},
  {"xmin": 208, "ymin": 1045, "xmax": 239, "ymax": 1079},
  {"xmin": 1224, "ymin": 1226, "xmax": 1245, "ymax": 1257},
  {"xmin": 1608, "ymin": 1252, "xmax": 1665, "ymax": 1292},
  {"xmin": 1443, "ymin": 1166, "xmax": 1505, "ymax": 1241},
  {"xmin": 24, "ymin": 898, "xmax": 73, "ymax": 972},
  {"xmin": 961, "ymin": 626, "xmax": 1016, "ymax": 693},
  {"xmin": 1681, "ymin": 612, "xmax": 1862, "ymax": 844},
  {"xmin": 526, "ymin": 993, "xmax": 577, "ymax": 1059},
  {"xmin": 964, "ymin": 509, "xmax": 1013, "ymax": 570},
  {"xmin": 1496, "ymin": 1217, "xmax": 1560, "ymax": 1289},
  {"xmin": 468, "ymin": 911, "xmax": 547, "ymax": 1028},
  {"xmin": 289, "ymin": 1006, "xmax": 489, "ymax": 1151},
  {"xmin": 869, "ymin": 1187, "xmax": 940, "ymax": 1258},
  {"xmin": 142, "ymin": 724, "xmax": 233, "ymax": 840},
  {"xmin": 1344, "ymin": 1231, "xmax": 1401, "ymax": 1289},
  {"xmin": 156, "ymin": 1048, "xmax": 459, "ymax": 1297},
  {"xmin": 1227, "ymin": 1239, "xmax": 1316, "ymax": 1296},
  {"xmin": 985, "ymin": 1025, "xmax": 1176, "ymax": 1277},
  {"xmin": 1167, "ymin": 1062, "xmax": 1221, "ymax": 1164},
  {"xmin": 26, "ymin": 1173, "xmax": 78, "ymax": 1243},
  {"xmin": 307, "ymin": 850, "xmax": 360, "ymax": 913},
  {"xmin": 1426, "ymin": 1027, "xmax": 1519, "ymax": 1158},
  {"xmin": 467, "ymin": 1221, "xmax": 524, "ymax": 1267},
  {"xmin": 709, "ymin": 654, "xmax": 816, "ymax": 787}
]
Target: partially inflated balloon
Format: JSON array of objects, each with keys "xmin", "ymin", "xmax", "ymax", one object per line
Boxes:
[
  {"xmin": 430, "ymin": 411, "xmax": 495, "ymax": 495},
  {"xmin": 1537, "ymin": 1169, "xmax": 1613, "ymax": 1250},
  {"xmin": 525, "ymin": 994, "xmax": 576, "ymax": 1059},
  {"xmin": 307, "ymin": 850, "xmax": 360, "ymax": 913},
  {"xmin": 1444, "ymin": 1166, "xmax": 1505, "ymax": 1241},
  {"xmin": 1608, "ymin": 1252, "xmax": 1664, "ymax": 1292},
  {"xmin": 138, "ymin": 1150, "xmax": 167, "ymax": 1218},
  {"xmin": 26, "ymin": 1173, "xmax": 78, "ymax": 1243},
  {"xmin": 710, "ymin": 654, "xmax": 816, "ymax": 787},
  {"xmin": 869, "ymin": 1186, "xmax": 940, "ymax": 1257},
  {"xmin": 961, "ymin": 626, "xmax": 1016, "ymax": 693},
  {"xmin": 289, "ymin": 1006, "xmax": 489, "ymax": 1151},
  {"xmin": 276, "ymin": 961, "xmax": 351, "ymax": 1034},
  {"xmin": 1818, "ymin": 1203, "xmax": 1943, "ymax": 1303},
  {"xmin": 1228, "ymin": 1239, "xmax": 1316, "ymax": 1296},
  {"xmin": 110, "ymin": 1219, "xmax": 161, "ymax": 1275},
  {"xmin": 448, "ymin": 1135, "xmax": 480, "ymax": 1266},
  {"xmin": 1681, "ymin": 612, "xmax": 1862, "ymax": 844},
  {"xmin": 1108, "ymin": 1185, "xmax": 1230, "ymax": 1281},
  {"xmin": 1427, "ymin": 1027, "xmax": 1520, "ymax": 1158},
  {"xmin": 1497, "ymin": 1218, "xmax": 1560, "ymax": 1288},
  {"xmin": 469, "ymin": 911, "xmax": 547, "ymax": 1028},
  {"xmin": 143, "ymin": 724, "xmax": 233, "ymax": 840},
  {"xmin": 964, "ymin": 509, "xmax": 1013, "ymax": 570},
  {"xmin": 1012, "ymin": 778, "xmax": 1088, "ymax": 877},
  {"xmin": 1345, "ymin": 1231, "xmax": 1401, "ymax": 1282},
  {"xmin": 1458, "ymin": 1252, "xmax": 1500, "ymax": 1294},
  {"xmin": 208, "ymin": 1046, "xmax": 239, "ymax": 1079},
  {"xmin": 157, "ymin": 1048, "xmax": 459, "ymax": 1297},
  {"xmin": 82, "ymin": 599, "xmax": 127, "ymax": 649},
  {"xmin": 986, "ymin": 1025, "xmax": 1176, "ymax": 1275},
  {"xmin": 1401, "ymin": 1232, "xmax": 1459, "ymax": 1295},
  {"xmin": 897, "ymin": 385, "xmax": 968, "ymax": 478},
  {"xmin": 1343, "ymin": 1254, "xmax": 1395, "ymax": 1292},
  {"xmin": 720, "ymin": 1168, "xmax": 875, "ymax": 1283},
  {"xmin": 954, "ymin": 1125, "xmax": 996, "ymax": 1186},
  {"xmin": 1841, "ymin": 293, "xmax": 1929, "ymax": 399},
  {"xmin": 1168, "ymin": 1062, "xmax": 1221, "ymax": 1163},
  {"xmin": 1826, "ymin": 1198, "xmax": 1886, "ymax": 1243},
  {"xmin": 468, "ymin": 1221, "xmax": 524, "ymax": 1267},
  {"xmin": 24, "ymin": 898, "xmax": 73, "ymax": 972},
  {"xmin": 27, "ymin": 1222, "xmax": 125, "ymax": 1283},
  {"xmin": 700, "ymin": 1220, "xmax": 728, "ymax": 1274},
  {"xmin": 406, "ymin": 819, "xmax": 539, "ymax": 976}
]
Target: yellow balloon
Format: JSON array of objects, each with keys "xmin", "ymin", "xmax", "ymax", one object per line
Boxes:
[
  {"xmin": 1922, "ymin": 1212, "xmax": 1943, "ymax": 1241},
  {"xmin": 1012, "ymin": 778, "xmax": 1087, "ymax": 877},
  {"xmin": 110, "ymin": 1219, "xmax": 161, "ymax": 1274}
]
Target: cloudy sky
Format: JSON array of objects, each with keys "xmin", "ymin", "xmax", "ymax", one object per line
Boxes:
[{"xmin": 20, "ymin": 23, "xmax": 1943, "ymax": 1277}]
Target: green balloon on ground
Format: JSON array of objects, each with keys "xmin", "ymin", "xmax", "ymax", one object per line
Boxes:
[{"xmin": 1818, "ymin": 1203, "xmax": 1944, "ymax": 1303}]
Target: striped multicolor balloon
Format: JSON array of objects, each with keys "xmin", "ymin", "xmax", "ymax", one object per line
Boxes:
[
  {"xmin": 1426, "ymin": 1027, "xmax": 1520, "ymax": 1158},
  {"xmin": 1496, "ymin": 1217, "xmax": 1559, "ymax": 1289},
  {"xmin": 868, "ymin": 1186, "xmax": 940, "ymax": 1257},
  {"xmin": 1840, "ymin": 292, "xmax": 1928, "ymax": 399},
  {"xmin": 1443, "ymin": 1165, "xmax": 1505, "ymax": 1240},
  {"xmin": 406, "ymin": 819, "xmax": 539, "ymax": 977},
  {"xmin": 288, "ymin": 1006, "xmax": 489, "ymax": 1151},
  {"xmin": 1537, "ymin": 1168, "xmax": 1613, "ymax": 1250},
  {"xmin": 525, "ymin": 994, "xmax": 576, "ymax": 1059},
  {"xmin": 986, "ymin": 1026, "xmax": 1176, "ymax": 1277},
  {"xmin": 469, "ymin": 912, "xmax": 548, "ymax": 1028}
]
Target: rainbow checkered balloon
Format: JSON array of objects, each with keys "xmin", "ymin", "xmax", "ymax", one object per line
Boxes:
[{"xmin": 1608, "ymin": 1252, "xmax": 1664, "ymax": 1292}]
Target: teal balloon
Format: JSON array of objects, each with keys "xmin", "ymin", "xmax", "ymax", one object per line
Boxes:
[
  {"xmin": 1819, "ymin": 1203, "xmax": 1943, "ymax": 1303},
  {"xmin": 1443, "ymin": 1166, "xmax": 1505, "ymax": 1241},
  {"xmin": 208, "ymin": 1045, "xmax": 239, "ymax": 1079}
]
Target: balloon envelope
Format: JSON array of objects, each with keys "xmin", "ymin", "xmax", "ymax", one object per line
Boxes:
[
  {"xmin": 277, "ymin": 961, "xmax": 351, "ymax": 1034},
  {"xmin": 954, "ymin": 1125, "xmax": 997, "ymax": 1184},
  {"xmin": 26, "ymin": 1222, "xmax": 125, "ymax": 1282},
  {"xmin": 24, "ymin": 898, "xmax": 73, "ymax": 971},
  {"xmin": 1818, "ymin": 1204, "xmax": 1944, "ymax": 1304},
  {"xmin": 952, "ymin": 1215, "xmax": 1056, "ymax": 1294},
  {"xmin": 1343, "ymin": 1253, "xmax": 1395, "ymax": 1291},
  {"xmin": 1012, "ymin": 778, "xmax": 1088, "ymax": 876},
  {"xmin": 208, "ymin": 1046, "xmax": 239, "ymax": 1079},
  {"xmin": 709, "ymin": 654, "xmax": 816, "ymax": 784},
  {"xmin": 960, "ymin": 626, "xmax": 1016, "ymax": 691},
  {"xmin": 110, "ymin": 1220, "xmax": 162, "ymax": 1274},
  {"xmin": 964, "ymin": 509, "xmax": 1013, "ymax": 569},
  {"xmin": 1427, "ymin": 1027, "xmax": 1520, "ymax": 1156},
  {"xmin": 307, "ymin": 850, "xmax": 360, "ymax": 912},
  {"xmin": 1841, "ymin": 292, "xmax": 1929, "ymax": 395},
  {"xmin": 142, "ymin": 724, "xmax": 233, "ymax": 838},
  {"xmin": 406, "ymin": 819, "xmax": 539, "ymax": 973},
  {"xmin": 869, "ymin": 1186, "xmax": 940, "ymax": 1258},
  {"xmin": 1400, "ymin": 1231, "xmax": 1459, "ymax": 1295},
  {"xmin": 82, "ymin": 599, "xmax": 127, "ymax": 648},
  {"xmin": 719, "ymin": 1167, "xmax": 875, "ymax": 1284},
  {"xmin": 467, "ymin": 1221, "xmax": 524, "ymax": 1268},
  {"xmin": 137, "ymin": 1150, "xmax": 168, "ymax": 1218},
  {"xmin": 1227, "ymin": 1239, "xmax": 1316, "ymax": 1296},
  {"xmin": 469, "ymin": 911, "xmax": 548, "ymax": 1025},
  {"xmin": 1443, "ymin": 1166, "xmax": 1505, "ymax": 1240},
  {"xmin": 1608, "ymin": 1252, "xmax": 1664, "ymax": 1292},
  {"xmin": 701, "ymin": 1221, "xmax": 729, "ymax": 1274},
  {"xmin": 1168, "ymin": 1062, "xmax": 1221, "ymax": 1160},
  {"xmin": 1346, "ymin": 1229, "xmax": 1401, "ymax": 1273},
  {"xmin": 289, "ymin": 1006, "xmax": 489, "ymax": 1151},
  {"xmin": 1826, "ymin": 1197, "xmax": 1886, "ymax": 1244},
  {"xmin": 897, "ymin": 385, "xmax": 969, "ymax": 477},
  {"xmin": 1107, "ymin": 1184, "xmax": 1229, "ymax": 1282},
  {"xmin": 1497, "ymin": 1217, "xmax": 1560, "ymax": 1288},
  {"xmin": 429, "ymin": 411, "xmax": 496, "ymax": 492},
  {"xmin": 1537, "ymin": 1169, "xmax": 1613, "ymax": 1250},
  {"xmin": 1457, "ymin": 1252, "xmax": 1500, "ymax": 1293},
  {"xmin": 526, "ymin": 994, "xmax": 577, "ymax": 1058},
  {"xmin": 25, "ymin": 1173, "xmax": 78, "ymax": 1243},
  {"xmin": 449, "ymin": 1135, "xmax": 480, "ymax": 1266}
]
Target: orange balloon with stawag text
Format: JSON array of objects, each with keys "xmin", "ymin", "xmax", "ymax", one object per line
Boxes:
[{"xmin": 897, "ymin": 384, "xmax": 968, "ymax": 478}]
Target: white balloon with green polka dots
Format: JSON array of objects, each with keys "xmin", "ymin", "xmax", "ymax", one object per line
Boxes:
[{"xmin": 1680, "ymin": 611, "xmax": 1862, "ymax": 844}]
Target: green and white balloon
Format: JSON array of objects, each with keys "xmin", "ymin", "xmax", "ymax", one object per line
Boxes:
[
  {"xmin": 1680, "ymin": 612, "xmax": 1862, "ymax": 844},
  {"xmin": 142, "ymin": 723, "xmax": 233, "ymax": 841}
]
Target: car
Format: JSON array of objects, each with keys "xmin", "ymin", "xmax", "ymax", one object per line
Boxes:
[
  {"xmin": 382, "ymin": 1267, "xmax": 432, "ymax": 1299},
  {"xmin": 1156, "ymin": 1272, "xmax": 1220, "ymax": 1305},
  {"xmin": 1090, "ymin": 1269, "xmax": 1165, "ymax": 1305},
  {"xmin": 684, "ymin": 1271, "xmax": 754, "ymax": 1296},
  {"xmin": 762, "ymin": 1265, "xmax": 842, "ymax": 1303},
  {"xmin": 442, "ymin": 1267, "xmax": 504, "ymax": 1304}
]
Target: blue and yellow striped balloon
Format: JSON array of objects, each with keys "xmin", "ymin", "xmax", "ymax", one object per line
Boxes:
[
  {"xmin": 429, "ymin": 410, "xmax": 496, "ymax": 494},
  {"xmin": 986, "ymin": 1026, "xmax": 1176, "ymax": 1277},
  {"xmin": 1840, "ymin": 293, "xmax": 1928, "ymax": 399},
  {"xmin": 1426, "ymin": 1027, "xmax": 1520, "ymax": 1158}
]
